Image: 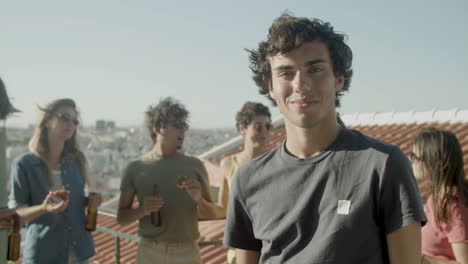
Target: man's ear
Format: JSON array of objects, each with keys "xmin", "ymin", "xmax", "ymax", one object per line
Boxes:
[
  {"xmin": 268, "ymin": 83, "xmax": 276, "ymax": 101},
  {"xmin": 335, "ymin": 75, "xmax": 345, "ymax": 92},
  {"xmin": 152, "ymin": 126, "xmax": 161, "ymax": 136},
  {"xmin": 239, "ymin": 125, "xmax": 247, "ymax": 136}
]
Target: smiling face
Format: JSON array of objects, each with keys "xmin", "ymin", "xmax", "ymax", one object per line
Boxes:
[
  {"xmin": 46, "ymin": 106, "xmax": 78, "ymax": 141},
  {"xmin": 269, "ymin": 40, "xmax": 344, "ymax": 129},
  {"xmin": 240, "ymin": 114, "xmax": 272, "ymax": 148}
]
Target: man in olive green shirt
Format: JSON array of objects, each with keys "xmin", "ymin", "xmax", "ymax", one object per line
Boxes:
[{"xmin": 117, "ymin": 97, "xmax": 215, "ymax": 264}]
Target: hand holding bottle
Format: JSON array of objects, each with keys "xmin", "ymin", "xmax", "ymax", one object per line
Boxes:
[
  {"xmin": 141, "ymin": 196, "xmax": 164, "ymax": 216},
  {"xmin": 0, "ymin": 208, "xmax": 16, "ymax": 229}
]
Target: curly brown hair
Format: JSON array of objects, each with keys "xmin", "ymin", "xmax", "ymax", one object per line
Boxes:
[
  {"xmin": 235, "ymin": 102, "xmax": 271, "ymax": 132},
  {"xmin": 145, "ymin": 97, "xmax": 189, "ymax": 143},
  {"xmin": 247, "ymin": 13, "xmax": 353, "ymax": 107}
]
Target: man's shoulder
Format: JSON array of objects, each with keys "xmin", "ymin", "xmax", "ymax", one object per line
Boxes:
[
  {"xmin": 220, "ymin": 155, "xmax": 234, "ymax": 168},
  {"xmin": 176, "ymin": 152, "xmax": 203, "ymax": 166},
  {"xmin": 342, "ymin": 128, "xmax": 400, "ymax": 155},
  {"xmin": 125, "ymin": 153, "xmax": 153, "ymax": 172},
  {"xmin": 235, "ymin": 145, "xmax": 282, "ymax": 178}
]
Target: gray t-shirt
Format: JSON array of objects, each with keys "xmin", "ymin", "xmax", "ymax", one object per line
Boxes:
[
  {"xmin": 121, "ymin": 152, "xmax": 210, "ymax": 243},
  {"xmin": 224, "ymin": 128, "xmax": 426, "ymax": 263}
]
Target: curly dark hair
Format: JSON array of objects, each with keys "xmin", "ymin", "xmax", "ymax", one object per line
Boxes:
[
  {"xmin": 247, "ymin": 13, "xmax": 353, "ymax": 107},
  {"xmin": 145, "ymin": 97, "xmax": 189, "ymax": 143},
  {"xmin": 235, "ymin": 101, "xmax": 271, "ymax": 132}
]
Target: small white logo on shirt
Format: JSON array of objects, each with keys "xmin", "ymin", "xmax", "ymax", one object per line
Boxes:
[{"xmin": 337, "ymin": 200, "xmax": 351, "ymax": 215}]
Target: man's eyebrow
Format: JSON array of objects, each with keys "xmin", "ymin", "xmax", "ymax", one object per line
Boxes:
[
  {"xmin": 273, "ymin": 59, "xmax": 327, "ymax": 71},
  {"xmin": 272, "ymin": 65, "xmax": 294, "ymax": 71},
  {"xmin": 304, "ymin": 59, "xmax": 326, "ymax": 67}
]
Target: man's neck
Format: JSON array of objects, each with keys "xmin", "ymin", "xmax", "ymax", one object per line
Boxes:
[
  {"xmin": 237, "ymin": 143, "xmax": 265, "ymax": 165},
  {"xmin": 152, "ymin": 142, "xmax": 177, "ymax": 157},
  {"xmin": 284, "ymin": 117, "xmax": 340, "ymax": 159}
]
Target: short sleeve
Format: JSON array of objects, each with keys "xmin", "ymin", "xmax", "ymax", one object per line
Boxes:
[
  {"xmin": 445, "ymin": 198, "xmax": 468, "ymax": 243},
  {"xmin": 120, "ymin": 162, "xmax": 136, "ymax": 190},
  {"xmin": 380, "ymin": 147, "xmax": 427, "ymax": 235},
  {"xmin": 8, "ymin": 157, "xmax": 31, "ymax": 208},
  {"xmin": 223, "ymin": 168, "xmax": 262, "ymax": 251},
  {"xmin": 196, "ymin": 159, "xmax": 212, "ymax": 200}
]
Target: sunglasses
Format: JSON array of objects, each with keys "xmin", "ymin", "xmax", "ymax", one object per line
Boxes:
[
  {"xmin": 167, "ymin": 120, "xmax": 189, "ymax": 130},
  {"xmin": 408, "ymin": 152, "xmax": 421, "ymax": 162},
  {"xmin": 55, "ymin": 113, "xmax": 79, "ymax": 126}
]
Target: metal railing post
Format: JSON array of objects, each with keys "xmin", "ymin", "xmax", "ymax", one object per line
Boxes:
[
  {"xmin": 114, "ymin": 236, "xmax": 120, "ymax": 264},
  {"xmin": 0, "ymin": 125, "xmax": 8, "ymax": 263}
]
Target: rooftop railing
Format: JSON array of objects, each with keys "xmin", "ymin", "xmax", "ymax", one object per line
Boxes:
[{"xmin": 96, "ymin": 206, "xmax": 223, "ymax": 264}]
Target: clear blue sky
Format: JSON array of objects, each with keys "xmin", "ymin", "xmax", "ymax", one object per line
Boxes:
[{"xmin": 1, "ymin": 0, "xmax": 467, "ymax": 128}]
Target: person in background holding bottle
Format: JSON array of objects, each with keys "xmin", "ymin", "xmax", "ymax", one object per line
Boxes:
[
  {"xmin": 0, "ymin": 76, "xmax": 20, "ymax": 262},
  {"xmin": 8, "ymin": 98, "xmax": 102, "ymax": 264},
  {"xmin": 117, "ymin": 97, "xmax": 217, "ymax": 264},
  {"xmin": 1, "ymin": 76, "xmax": 17, "ymax": 229},
  {"xmin": 411, "ymin": 128, "xmax": 468, "ymax": 264}
]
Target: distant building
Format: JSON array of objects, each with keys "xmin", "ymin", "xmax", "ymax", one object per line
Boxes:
[{"xmin": 96, "ymin": 119, "xmax": 116, "ymax": 132}]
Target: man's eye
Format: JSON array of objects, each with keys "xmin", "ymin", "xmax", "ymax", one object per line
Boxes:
[
  {"xmin": 279, "ymin": 72, "xmax": 293, "ymax": 78},
  {"xmin": 310, "ymin": 67, "xmax": 324, "ymax": 73}
]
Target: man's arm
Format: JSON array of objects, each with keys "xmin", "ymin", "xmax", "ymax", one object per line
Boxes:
[
  {"xmin": 217, "ymin": 157, "xmax": 232, "ymax": 210},
  {"xmin": 198, "ymin": 157, "xmax": 232, "ymax": 219},
  {"xmin": 197, "ymin": 178, "xmax": 227, "ymax": 219},
  {"xmin": 386, "ymin": 223, "xmax": 422, "ymax": 264},
  {"xmin": 117, "ymin": 188, "xmax": 163, "ymax": 226},
  {"xmin": 236, "ymin": 249, "xmax": 260, "ymax": 264},
  {"xmin": 422, "ymin": 256, "xmax": 459, "ymax": 264},
  {"xmin": 452, "ymin": 242, "xmax": 468, "ymax": 264},
  {"xmin": 117, "ymin": 188, "xmax": 143, "ymax": 226},
  {"xmin": 195, "ymin": 159, "xmax": 228, "ymax": 219}
]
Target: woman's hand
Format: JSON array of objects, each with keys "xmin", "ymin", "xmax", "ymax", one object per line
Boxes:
[
  {"xmin": 0, "ymin": 209, "xmax": 16, "ymax": 229},
  {"xmin": 88, "ymin": 193, "xmax": 103, "ymax": 208},
  {"xmin": 41, "ymin": 192, "xmax": 69, "ymax": 213}
]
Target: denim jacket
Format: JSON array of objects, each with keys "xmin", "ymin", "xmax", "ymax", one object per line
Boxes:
[{"xmin": 9, "ymin": 152, "xmax": 95, "ymax": 264}]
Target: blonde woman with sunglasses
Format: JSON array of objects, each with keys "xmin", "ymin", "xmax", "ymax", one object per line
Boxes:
[{"xmin": 9, "ymin": 98, "xmax": 101, "ymax": 264}]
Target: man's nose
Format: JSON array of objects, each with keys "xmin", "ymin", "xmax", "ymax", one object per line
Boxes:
[{"xmin": 292, "ymin": 71, "xmax": 312, "ymax": 94}]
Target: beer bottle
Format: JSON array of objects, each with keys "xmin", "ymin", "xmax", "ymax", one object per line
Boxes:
[
  {"xmin": 7, "ymin": 213, "xmax": 21, "ymax": 261},
  {"xmin": 151, "ymin": 184, "xmax": 161, "ymax": 227},
  {"xmin": 85, "ymin": 192, "xmax": 98, "ymax": 231}
]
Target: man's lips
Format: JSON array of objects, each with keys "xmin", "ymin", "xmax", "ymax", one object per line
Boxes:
[{"xmin": 290, "ymin": 98, "xmax": 318, "ymax": 106}]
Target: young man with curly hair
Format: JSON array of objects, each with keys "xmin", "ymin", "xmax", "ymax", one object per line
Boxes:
[
  {"xmin": 224, "ymin": 14, "xmax": 426, "ymax": 264},
  {"xmin": 117, "ymin": 97, "xmax": 216, "ymax": 264}
]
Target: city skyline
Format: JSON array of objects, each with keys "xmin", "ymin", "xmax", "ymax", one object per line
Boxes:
[{"xmin": 1, "ymin": 0, "xmax": 467, "ymax": 129}]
